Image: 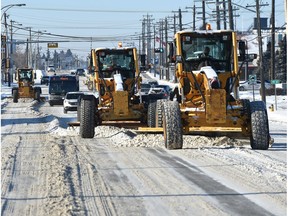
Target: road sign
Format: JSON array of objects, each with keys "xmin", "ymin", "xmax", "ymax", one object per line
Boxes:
[
  {"xmin": 154, "ymin": 48, "xmax": 164, "ymax": 53},
  {"xmin": 47, "ymin": 42, "xmax": 58, "ymax": 48},
  {"xmin": 270, "ymin": 79, "xmax": 280, "ymax": 85},
  {"xmin": 249, "ymin": 74, "xmax": 256, "ymax": 84}
]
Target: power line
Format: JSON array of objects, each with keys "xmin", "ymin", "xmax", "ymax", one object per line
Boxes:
[{"xmin": 20, "ymin": 7, "xmax": 172, "ymax": 13}]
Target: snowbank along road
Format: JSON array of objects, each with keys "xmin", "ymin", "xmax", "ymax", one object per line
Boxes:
[{"xmin": 1, "ymin": 77, "xmax": 287, "ymax": 216}]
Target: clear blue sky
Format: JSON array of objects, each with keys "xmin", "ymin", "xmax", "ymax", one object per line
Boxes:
[{"xmin": 1, "ymin": 0, "xmax": 286, "ymax": 59}]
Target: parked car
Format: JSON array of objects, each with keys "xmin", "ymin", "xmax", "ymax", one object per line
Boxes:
[
  {"xmin": 148, "ymin": 86, "xmax": 169, "ymax": 99},
  {"xmin": 155, "ymin": 84, "xmax": 173, "ymax": 100},
  {"xmin": 141, "ymin": 86, "xmax": 169, "ymax": 107},
  {"xmin": 239, "ymin": 80, "xmax": 272, "ymax": 91},
  {"xmin": 142, "ymin": 79, "xmax": 158, "ymax": 87},
  {"xmin": 140, "ymin": 83, "xmax": 152, "ymax": 95},
  {"xmin": 47, "ymin": 66, "xmax": 55, "ymax": 73},
  {"xmin": 63, "ymin": 92, "xmax": 84, "ymax": 113},
  {"xmin": 41, "ymin": 76, "xmax": 49, "ymax": 85}
]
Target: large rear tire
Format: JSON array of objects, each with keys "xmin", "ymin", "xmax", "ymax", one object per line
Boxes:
[
  {"xmin": 12, "ymin": 89, "xmax": 18, "ymax": 103},
  {"xmin": 250, "ymin": 101, "xmax": 269, "ymax": 150},
  {"xmin": 147, "ymin": 101, "xmax": 156, "ymax": 127},
  {"xmin": 163, "ymin": 101, "xmax": 183, "ymax": 149},
  {"xmin": 80, "ymin": 98, "xmax": 96, "ymax": 138}
]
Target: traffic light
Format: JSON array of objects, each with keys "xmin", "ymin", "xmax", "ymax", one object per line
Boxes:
[
  {"xmin": 238, "ymin": 40, "xmax": 246, "ymax": 61},
  {"xmin": 154, "ymin": 48, "xmax": 164, "ymax": 53}
]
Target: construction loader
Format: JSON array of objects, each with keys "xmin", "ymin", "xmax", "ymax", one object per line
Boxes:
[
  {"xmin": 12, "ymin": 68, "xmax": 42, "ymax": 103},
  {"xmin": 158, "ymin": 25, "xmax": 271, "ymax": 150}
]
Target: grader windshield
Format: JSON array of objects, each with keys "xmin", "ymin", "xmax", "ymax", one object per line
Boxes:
[
  {"xmin": 18, "ymin": 69, "xmax": 33, "ymax": 82},
  {"xmin": 180, "ymin": 32, "xmax": 233, "ymax": 72},
  {"xmin": 97, "ymin": 49, "xmax": 135, "ymax": 79}
]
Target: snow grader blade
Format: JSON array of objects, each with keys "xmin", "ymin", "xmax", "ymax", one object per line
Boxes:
[
  {"xmin": 7, "ymin": 95, "xmax": 46, "ymax": 102},
  {"xmin": 68, "ymin": 120, "xmax": 163, "ymax": 132},
  {"xmin": 136, "ymin": 127, "xmax": 163, "ymax": 133}
]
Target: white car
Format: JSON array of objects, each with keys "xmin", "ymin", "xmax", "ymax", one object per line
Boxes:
[
  {"xmin": 239, "ymin": 80, "xmax": 272, "ymax": 91},
  {"xmin": 63, "ymin": 92, "xmax": 84, "ymax": 113},
  {"xmin": 47, "ymin": 66, "xmax": 55, "ymax": 73}
]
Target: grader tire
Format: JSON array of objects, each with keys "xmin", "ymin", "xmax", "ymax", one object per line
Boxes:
[
  {"xmin": 163, "ymin": 101, "xmax": 183, "ymax": 149},
  {"xmin": 250, "ymin": 101, "xmax": 269, "ymax": 150},
  {"xmin": 80, "ymin": 98, "xmax": 95, "ymax": 138},
  {"xmin": 12, "ymin": 89, "xmax": 18, "ymax": 103},
  {"xmin": 156, "ymin": 99, "xmax": 166, "ymax": 127},
  {"xmin": 147, "ymin": 102, "xmax": 156, "ymax": 127}
]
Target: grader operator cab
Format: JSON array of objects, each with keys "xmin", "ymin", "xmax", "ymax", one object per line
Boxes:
[
  {"xmin": 161, "ymin": 27, "xmax": 270, "ymax": 150},
  {"xmin": 12, "ymin": 68, "xmax": 42, "ymax": 103},
  {"xmin": 78, "ymin": 45, "xmax": 154, "ymax": 138}
]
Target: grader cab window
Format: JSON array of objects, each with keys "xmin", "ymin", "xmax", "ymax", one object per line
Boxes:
[
  {"xmin": 181, "ymin": 33, "xmax": 232, "ymax": 71},
  {"xmin": 97, "ymin": 50, "xmax": 135, "ymax": 79},
  {"xmin": 19, "ymin": 70, "xmax": 33, "ymax": 82}
]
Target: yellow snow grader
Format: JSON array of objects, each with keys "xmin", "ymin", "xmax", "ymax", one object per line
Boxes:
[
  {"xmin": 78, "ymin": 44, "xmax": 159, "ymax": 138},
  {"xmin": 158, "ymin": 25, "xmax": 271, "ymax": 150},
  {"xmin": 12, "ymin": 68, "xmax": 42, "ymax": 103}
]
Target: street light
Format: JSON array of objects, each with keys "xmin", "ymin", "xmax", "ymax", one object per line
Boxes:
[{"xmin": 1, "ymin": 4, "xmax": 26, "ymax": 19}]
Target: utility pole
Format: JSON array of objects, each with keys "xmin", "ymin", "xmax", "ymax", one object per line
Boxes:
[
  {"xmin": 9, "ymin": 20, "xmax": 14, "ymax": 86},
  {"xmin": 146, "ymin": 14, "xmax": 154, "ymax": 67},
  {"xmin": 202, "ymin": 0, "xmax": 206, "ymax": 29},
  {"xmin": 172, "ymin": 8, "xmax": 188, "ymax": 31},
  {"xmin": 216, "ymin": 0, "xmax": 221, "ymax": 30},
  {"xmin": 247, "ymin": 0, "xmax": 269, "ymax": 103},
  {"xmin": 28, "ymin": 27, "xmax": 32, "ymax": 68},
  {"xmin": 160, "ymin": 20, "xmax": 164, "ymax": 78},
  {"xmin": 165, "ymin": 17, "xmax": 169, "ymax": 80},
  {"xmin": 26, "ymin": 39, "xmax": 29, "ymax": 67},
  {"xmin": 173, "ymin": 14, "xmax": 177, "ymax": 34},
  {"xmin": 228, "ymin": 0, "xmax": 234, "ymax": 30},
  {"xmin": 141, "ymin": 19, "xmax": 146, "ymax": 55},
  {"xmin": 270, "ymin": 0, "xmax": 275, "ymax": 80},
  {"xmin": 4, "ymin": 13, "xmax": 11, "ymax": 86},
  {"xmin": 141, "ymin": 15, "xmax": 154, "ymax": 66},
  {"xmin": 193, "ymin": 4, "xmax": 196, "ymax": 30},
  {"xmin": 185, "ymin": 4, "xmax": 196, "ymax": 30},
  {"xmin": 179, "ymin": 8, "xmax": 183, "ymax": 31},
  {"xmin": 256, "ymin": 0, "xmax": 265, "ymax": 102},
  {"xmin": 153, "ymin": 25, "xmax": 156, "ymax": 72},
  {"xmin": 138, "ymin": 35, "xmax": 141, "ymax": 56},
  {"xmin": 222, "ymin": 1, "xmax": 227, "ymax": 30}
]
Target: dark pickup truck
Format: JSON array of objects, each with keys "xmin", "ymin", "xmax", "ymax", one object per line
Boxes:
[{"xmin": 141, "ymin": 85, "xmax": 171, "ymax": 108}]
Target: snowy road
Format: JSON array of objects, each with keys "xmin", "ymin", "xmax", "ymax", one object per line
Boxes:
[{"xmin": 1, "ymin": 79, "xmax": 287, "ymax": 216}]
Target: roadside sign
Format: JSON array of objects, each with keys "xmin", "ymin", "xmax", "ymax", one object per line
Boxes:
[
  {"xmin": 270, "ymin": 79, "xmax": 280, "ymax": 85},
  {"xmin": 249, "ymin": 74, "xmax": 256, "ymax": 85},
  {"xmin": 154, "ymin": 48, "xmax": 164, "ymax": 53},
  {"xmin": 47, "ymin": 42, "xmax": 58, "ymax": 48}
]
